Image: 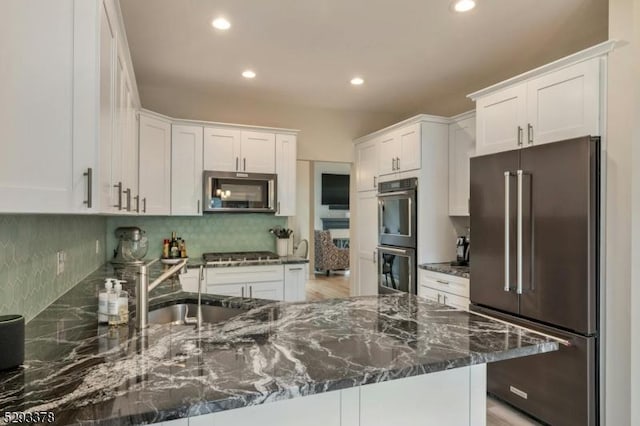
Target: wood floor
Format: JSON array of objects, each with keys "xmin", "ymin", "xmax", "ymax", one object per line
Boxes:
[
  {"xmin": 305, "ymin": 271, "xmax": 351, "ymax": 301},
  {"xmin": 487, "ymin": 396, "xmax": 542, "ymax": 426},
  {"xmin": 304, "ymin": 273, "xmax": 542, "ymax": 426}
]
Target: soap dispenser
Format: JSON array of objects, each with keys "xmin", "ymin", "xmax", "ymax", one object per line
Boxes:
[
  {"xmin": 108, "ymin": 281, "xmax": 121, "ymax": 326},
  {"xmin": 115, "ymin": 279, "xmax": 129, "ymax": 325},
  {"xmin": 98, "ymin": 279, "xmax": 114, "ymax": 324}
]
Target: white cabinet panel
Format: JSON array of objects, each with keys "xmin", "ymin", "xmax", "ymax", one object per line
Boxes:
[
  {"xmin": 206, "ymin": 283, "xmax": 244, "ymax": 298},
  {"xmin": 448, "ymin": 115, "xmax": 475, "ymax": 216},
  {"xmin": 275, "ymin": 134, "xmax": 297, "ymax": 216},
  {"xmin": 203, "ymin": 127, "xmax": 241, "ymax": 172},
  {"xmin": 476, "ymin": 85, "xmax": 527, "ymax": 156},
  {"xmin": 179, "ymin": 268, "xmax": 202, "ymax": 293},
  {"xmin": 284, "ymin": 264, "xmax": 308, "ymax": 302},
  {"xmin": 171, "ymin": 125, "xmax": 203, "ymax": 216},
  {"xmin": 419, "ymin": 270, "xmax": 470, "ymax": 299},
  {"xmin": 0, "ymin": 0, "xmax": 81, "ymax": 213},
  {"xmin": 355, "ymin": 140, "xmax": 378, "ymax": 192},
  {"xmin": 248, "ymin": 281, "xmax": 284, "ymax": 301},
  {"xmin": 356, "ymin": 191, "xmax": 379, "ymax": 296},
  {"xmin": 526, "ymin": 58, "xmax": 600, "ymax": 146},
  {"xmin": 378, "ymin": 134, "xmax": 397, "ymax": 176},
  {"xmin": 206, "ymin": 265, "xmax": 284, "ymax": 285},
  {"xmin": 139, "ymin": 114, "xmax": 171, "ymax": 215},
  {"xmin": 397, "ymin": 123, "xmax": 421, "ymax": 172},
  {"xmin": 241, "ymin": 131, "xmax": 276, "ymax": 173}
]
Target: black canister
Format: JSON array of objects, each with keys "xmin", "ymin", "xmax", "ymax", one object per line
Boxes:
[{"xmin": 0, "ymin": 315, "xmax": 24, "ymax": 371}]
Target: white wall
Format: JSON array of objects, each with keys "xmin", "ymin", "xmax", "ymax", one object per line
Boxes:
[
  {"xmin": 313, "ymin": 161, "xmax": 352, "ymax": 231},
  {"xmin": 138, "ymin": 84, "xmax": 404, "ymax": 163},
  {"xmin": 606, "ymin": 0, "xmax": 639, "ymax": 424}
]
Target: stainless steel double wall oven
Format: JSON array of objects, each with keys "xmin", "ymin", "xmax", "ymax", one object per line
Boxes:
[{"xmin": 377, "ymin": 178, "xmax": 417, "ymax": 294}]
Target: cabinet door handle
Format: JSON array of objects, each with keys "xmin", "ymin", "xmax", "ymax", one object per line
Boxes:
[
  {"xmin": 373, "ymin": 176, "xmax": 377, "ymax": 189},
  {"xmin": 437, "ymin": 293, "xmax": 441, "ymax": 303},
  {"xmin": 517, "ymin": 126, "xmax": 523, "ymax": 146},
  {"xmin": 243, "ymin": 158, "xmax": 247, "ymax": 171},
  {"xmin": 113, "ymin": 182, "xmax": 123, "ymax": 210},
  {"xmin": 249, "ymin": 286, "xmax": 253, "ymax": 298},
  {"xmin": 143, "ymin": 197, "xmax": 147, "ymax": 213},
  {"xmin": 123, "ymin": 188, "xmax": 131, "ymax": 212},
  {"xmin": 197, "ymin": 199, "xmax": 200, "ymax": 214},
  {"xmin": 134, "ymin": 195, "xmax": 140, "ymax": 213},
  {"xmin": 396, "ymin": 157, "xmax": 400, "ymax": 170},
  {"xmin": 527, "ymin": 124, "xmax": 534, "ymax": 145},
  {"xmin": 236, "ymin": 157, "xmax": 239, "ymax": 171},
  {"xmin": 241, "ymin": 287, "xmax": 245, "ymax": 298},
  {"xmin": 391, "ymin": 158, "xmax": 395, "ymax": 171},
  {"xmin": 436, "ymin": 280, "xmax": 449, "ymax": 285},
  {"xmin": 277, "ymin": 201, "xmax": 281, "ymax": 214},
  {"xmin": 443, "ymin": 294, "xmax": 448, "ymax": 305},
  {"xmin": 83, "ymin": 168, "xmax": 93, "ymax": 208}
]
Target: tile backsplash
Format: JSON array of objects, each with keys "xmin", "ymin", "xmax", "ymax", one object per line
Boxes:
[
  {"xmin": 0, "ymin": 215, "xmax": 106, "ymax": 321},
  {"xmin": 106, "ymin": 214, "xmax": 288, "ymax": 260}
]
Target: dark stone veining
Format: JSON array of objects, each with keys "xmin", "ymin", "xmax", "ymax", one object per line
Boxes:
[
  {"xmin": 419, "ymin": 262, "xmax": 470, "ymax": 279},
  {"xmin": 0, "ymin": 264, "xmax": 555, "ymax": 425}
]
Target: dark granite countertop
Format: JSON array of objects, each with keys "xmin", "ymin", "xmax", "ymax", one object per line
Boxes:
[
  {"xmin": 0, "ymin": 263, "xmax": 556, "ymax": 425},
  {"xmin": 186, "ymin": 256, "xmax": 309, "ymax": 269},
  {"xmin": 419, "ymin": 262, "xmax": 470, "ymax": 279}
]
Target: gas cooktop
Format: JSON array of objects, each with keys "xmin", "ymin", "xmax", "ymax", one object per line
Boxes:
[{"xmin": 202, "ymin": 251, "xmax": 281, "ymax": 265}]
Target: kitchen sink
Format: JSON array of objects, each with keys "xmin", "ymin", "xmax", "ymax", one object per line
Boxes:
[{"xmin": 148, "ymin": 303, "xmax": 244, "ymax": 325}]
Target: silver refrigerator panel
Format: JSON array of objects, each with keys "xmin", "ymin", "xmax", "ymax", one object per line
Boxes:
[
  {"xmin": 473, "ymin": 306, "xmax": 598, "ymax": 426},
  {"xmin": 519, "ymin": 137, "xmax": 599, "ymax": 335},
  {"xmin": 470, "ymin": 149, "xmax": 520, "ymax": 315}
]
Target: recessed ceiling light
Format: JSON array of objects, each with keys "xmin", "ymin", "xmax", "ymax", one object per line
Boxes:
[
  {"xmin": 350, "ymin": 77, "xmax": 364, "ymax": 86},
  {"xmin": 453, "ymin": 0, "xmax": 476, "ymax": 12},
  {"xmin": 212, "ymin": 17, "xmax": 231, "ymax": 30},
  {"xmin": 242, "ymin": 70, "xmax": 256, "ymax": 79}
]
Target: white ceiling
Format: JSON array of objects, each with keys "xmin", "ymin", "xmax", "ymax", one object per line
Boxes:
[{"xmin": 119, "ymin": 0, "xmax": 608, "ymax": 117}]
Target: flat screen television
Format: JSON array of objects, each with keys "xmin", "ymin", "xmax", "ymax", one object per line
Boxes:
[{"xmin": 321, "ymin": 173, "xmax": 350, "ymax": 207}]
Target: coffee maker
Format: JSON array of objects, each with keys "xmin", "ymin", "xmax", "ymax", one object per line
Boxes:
[
  {"xmin": 112, "ymin": 227, "xmax": 149, "ymax": 266},
  {"xmin": 452, "ymin": 235, "xmax": 470, "ymax": 266}
]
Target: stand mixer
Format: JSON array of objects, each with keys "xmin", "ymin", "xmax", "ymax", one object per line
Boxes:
[{"xmin": 112, "ymin": 227, "xmax": 149, "ymax": 266}]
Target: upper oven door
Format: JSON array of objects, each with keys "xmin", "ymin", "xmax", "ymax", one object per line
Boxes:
[
  {"xmin": 378, "ymin": 189, "xmax": 416, "ymax": 247},
  {"xmin": 203, "ymin": 171, "xmax": 277, "ymax": 212}
]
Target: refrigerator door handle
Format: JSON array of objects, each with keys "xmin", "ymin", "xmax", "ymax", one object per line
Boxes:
[
  {"xmin": 504, "ymin": 171, "xmax": 511, "ymax": 292},
  {"xmin": 517, "ymin": 170, "xmax": 524, "ymax": 295}
]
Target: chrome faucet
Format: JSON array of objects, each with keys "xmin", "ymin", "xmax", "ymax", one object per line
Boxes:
[
  {"xmin": 136, "ymin": 258, "xmax": 188, "ymax": 330},
  {"xmin": 184, "ymin": 265, "xmax": 204, "ymax": 329}
]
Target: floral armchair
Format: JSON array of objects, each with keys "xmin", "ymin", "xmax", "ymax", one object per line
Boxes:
[{"xmin": 314, "ymin": 230, "xmax": 349, "ymax": 275}]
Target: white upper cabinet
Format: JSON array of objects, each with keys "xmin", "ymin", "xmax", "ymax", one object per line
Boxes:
[
  {"xmin": 378, "ymin": 124, "xmax": 421, "ymax": 176},
  {"xmin": 275, "ymin": 134, "xmax": 297, "ymax": 216},
  {"xmin": 203, "ymin": 127, "xmax": 241, "ymax": 172},
  {"xmin": 448, "ymin": 114, "xmax": 476, "ymax": 216},
  {"xmin": 475, "ymin": 85, "xmax": 527, "ymax": 156},
  {"xmin": 139, "ymin": 113, "xmax": 172, "ymax": 215},
  {"xmin": 203, "ymin": 128, "xmax": 276, "ymax": 173},
  {"xmin": 526, "ymin": 58, "xmax": 600, "ymax": 146},
  {"xmin": 241, "ymin": 131, "xmax": 276, "ymax": 173},
  {"xmin": 171, "ymin": 125, "xmax": 203, "ymax": 216},
  {"xmin": 0, "ymin": 0, "xmax": 95, "ymax": 213},
  {"xmin": 355, "ymin": 140, "xmax": 379, "ymax": 192},
  {"xmin": 472, "ymin": 45, "xmax": 608, "ymax": 156}
]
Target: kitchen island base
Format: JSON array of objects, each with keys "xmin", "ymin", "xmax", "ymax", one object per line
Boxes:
[{"xmin": 159, "ymin": 364, "xmax": 487, "ymax": 426}]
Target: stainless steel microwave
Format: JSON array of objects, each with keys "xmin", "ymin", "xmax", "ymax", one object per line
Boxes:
[{"xmin": 203, "ymin": 171, "xmax": 277, "ymax": 213}]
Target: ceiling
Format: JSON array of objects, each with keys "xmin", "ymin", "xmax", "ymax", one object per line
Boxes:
[{"xmin": 120, "ymin": 0, "xmax": 608, "ymax": 117}]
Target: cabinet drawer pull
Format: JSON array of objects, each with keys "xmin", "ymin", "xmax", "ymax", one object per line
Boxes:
[
  {"xmin": 289, "ymin": 267, "xmax": 303, "ymax": 271},
  {"xmin": 113, "ymin": 182, "xmax": 123, "ymax": 210},
  {"xmin": 83, "ymin": 168, "xmax": 93, "ymax": 208},
  {"xmin": 527, "ymin": 124, "xmax": 533, "ymax": 145},
  {"xmin": 436, "ymin": 280, "xmax": 450, "ymax": 285},
  {"xmin": 517, "ymin": 126, "xmax": 523, "ymax": 146}
]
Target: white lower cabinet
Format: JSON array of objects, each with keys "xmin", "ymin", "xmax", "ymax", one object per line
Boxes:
[
  {"xmin": 418, "ymin": 269, "xmax": 470, "ymax": 309},
  {"xmin": 162, "ymin": 364, "xmax": 486, "ymax": 426},
  {"xmin": 178, "ymin": 268, "xmax": 203, "ymax": 293},
  {"xmin": 284, "ymin": 264, "xmax": 309, "ymax": 302}
]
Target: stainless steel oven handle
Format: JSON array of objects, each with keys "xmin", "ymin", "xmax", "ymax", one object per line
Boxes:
[
  {"xmin": 376, "ymin": 246, "xmax": 409, "ymax": 255},
  {"xmin": 376, "ymin": 190, "xmax": 413, "ymax": 197},
  {"xmin": 517, "ymin": 170, "xmax": 523, "ymax": 295},
  {"xmin": 504, "ymin": 171, "xmax": 510, "ymax": 292}
]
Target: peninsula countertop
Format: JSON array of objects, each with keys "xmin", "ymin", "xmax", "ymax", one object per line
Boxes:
[{"xmin": 0, "ymin": 264, "xmax": 556, "ymax": 425}]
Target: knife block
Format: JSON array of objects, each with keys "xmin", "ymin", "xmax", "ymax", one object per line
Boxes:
[{"xmin": 0, "ymin": 315, "xmax": 24, "ymax": 371}]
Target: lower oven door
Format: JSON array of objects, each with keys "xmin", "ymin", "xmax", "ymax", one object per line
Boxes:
[{"xmin": 377, "ymin": 246, "xmax": 416, "ymax": 294}]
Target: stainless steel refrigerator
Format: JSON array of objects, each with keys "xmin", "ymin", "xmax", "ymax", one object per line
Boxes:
[{"xmin": 469, "ymin": 136, "xmax": 600, "ymax": 425}]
